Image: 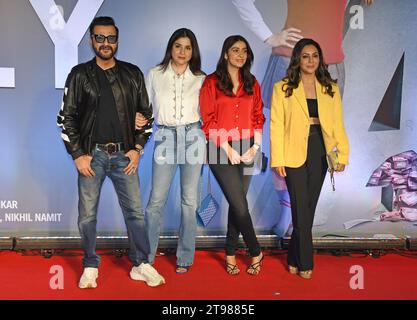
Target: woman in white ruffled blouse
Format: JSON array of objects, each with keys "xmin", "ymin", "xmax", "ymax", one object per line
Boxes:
[{"xmin": 136, "ymin": 28, "xmax": 206, "ymax": 274}]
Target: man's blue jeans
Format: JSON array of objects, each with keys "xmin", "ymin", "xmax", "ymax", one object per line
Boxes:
[
  {"xmin": 145, "ymin": 123, "xmax": 205, "ymax": 267},
  {"xmin": 78, "ymin": 148, "xmax": 150, "ymax": 268}
]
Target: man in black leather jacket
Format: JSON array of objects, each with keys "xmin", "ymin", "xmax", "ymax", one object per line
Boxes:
[{"xmin": 57, "ymin": 16, "xmax": 165, "ymax": 289}]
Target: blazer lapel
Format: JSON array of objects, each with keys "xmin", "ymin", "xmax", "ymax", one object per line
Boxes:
[{"xmin": 293, "ymin": 81, "xmax": 310, "ymax": 119}]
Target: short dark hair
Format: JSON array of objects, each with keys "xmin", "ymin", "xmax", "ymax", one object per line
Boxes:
[{"xmin": 89, "ymin": 16, "xmax": 119, "ymax": 37}]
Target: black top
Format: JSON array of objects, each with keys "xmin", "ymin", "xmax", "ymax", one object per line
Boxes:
[
  {"xmin": 93, "ymin": 64, "xmax": 124, "ymax": 144},
  {"xmin": 307, "ymin": 98, "xmax": 319, "ymax": 118}
]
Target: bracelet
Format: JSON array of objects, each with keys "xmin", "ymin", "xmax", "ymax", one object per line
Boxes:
[
  {"xmin": 135, "ymin": 147, "xmax": 144, "ymax": 156},
  {"xmin": 253, "ymin": 143, "xmax": 260, "ymax": 150}
]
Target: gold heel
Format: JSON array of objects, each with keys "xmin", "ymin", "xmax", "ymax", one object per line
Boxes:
[
  {"xmin": 299, "ymin": 270, "xmax": 313, "ymax": 280},
  {"xmin": 288, "ymin": 265, "xmax": 298, "ymax": 275}
]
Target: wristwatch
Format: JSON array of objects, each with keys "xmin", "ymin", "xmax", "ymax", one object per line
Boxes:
[{"xmin": 135, "ymin": 146, "xmax": 145, "ymax": 156}]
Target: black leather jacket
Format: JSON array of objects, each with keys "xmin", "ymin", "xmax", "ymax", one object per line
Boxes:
[{"xmin": 57, "ymin": 58, "xmax": 153, "ymax": 160}]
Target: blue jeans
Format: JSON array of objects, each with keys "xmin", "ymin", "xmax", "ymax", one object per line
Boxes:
[
  {"xmin": 145, "ymin": 122, "xmax": 205, "ymax": 267},
  {"xmin": 78, "ymin": 148, "xmax": 150, "ymax": 268}
]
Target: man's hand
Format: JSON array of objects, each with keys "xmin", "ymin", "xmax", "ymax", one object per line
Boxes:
[
  {"xmin": 75, "ymin": 155, "xmax": 95, "ymax": 177},
  {"xmin": 363, "ymin": 0, "xmax": 374, "ymax": 5},
  {"xmin": 124, "ymin": 150, "xmax": 140, "ymax": 175},
  {"xmin": 135, "ymin": 112, "xmax": 148, "ymax": 129},
  {"xmin": 266, "ymin": 27, "xmax": 303, "ymax": 48}
]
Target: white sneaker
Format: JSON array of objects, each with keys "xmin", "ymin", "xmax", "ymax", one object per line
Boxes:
[
  {"xmin": 130, "ymin": 263, "xmax": 166, "ymax": 287},
  {"xmin": 78, "ymin": 267, "xmax": 98, "ymax": 289}
]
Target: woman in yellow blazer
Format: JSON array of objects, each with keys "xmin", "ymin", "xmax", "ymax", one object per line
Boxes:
[{"xmin": 270, "ymin": 38, "xmax": 349, "ymax": 279}]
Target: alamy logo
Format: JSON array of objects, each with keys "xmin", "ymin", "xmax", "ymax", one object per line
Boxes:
[
  {"xmin": 350, "ymin": 5, "xmax": 365, "ymax": 30},
  {"xmin": 49, "ymin": 265, "xmax": 64, "ymax": 290},
  {"xmin": 349, "ymin": 265, "xmax": 365, "ymax": 290}
]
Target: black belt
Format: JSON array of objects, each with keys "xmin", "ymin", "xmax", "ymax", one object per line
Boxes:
[{"xmin": 95, "ymin": 142, "xmax": 124, "ymax": 155}]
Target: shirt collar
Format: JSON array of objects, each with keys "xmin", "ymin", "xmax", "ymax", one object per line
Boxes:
[
  {"xmin": 93, "ymin": 58, "xmax": 118, "ymax": 74},
  {"xmin": 168, "ymin": 60, "xmax": 193, "ymax": 78}
]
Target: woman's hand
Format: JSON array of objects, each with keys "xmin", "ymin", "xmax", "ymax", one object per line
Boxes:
[
  {"xmin": 275, "ymin": 166, "xmax": 287, "ymax": 177},
  {"xmin": 135, "ymin": 112, "xmax": 148, "ymax": 129},
  {"xmin": 335, "ymin": 164, "xmax": 346, "ymax": 172},
  {"xmin": 225, "ymin": 146, "xmax": 241, "ymax": 165},
  {"xmin": 240, "ymin": 146, "xmax": 257, "ymax": 164}
]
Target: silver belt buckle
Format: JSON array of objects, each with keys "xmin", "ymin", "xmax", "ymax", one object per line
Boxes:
[{"xmin": 105, "ymin": 142, "xmax": 117, "ymax": 155}]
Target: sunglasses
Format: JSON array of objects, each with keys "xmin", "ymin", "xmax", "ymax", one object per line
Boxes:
[{"xmin": 92, "ymin": 34, "xmax": 118, "ymax": 44}]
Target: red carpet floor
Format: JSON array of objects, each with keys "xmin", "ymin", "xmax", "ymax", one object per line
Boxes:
[{"xmin": 0, "ymin": 249, "xmax": 416, "ymax": 300}]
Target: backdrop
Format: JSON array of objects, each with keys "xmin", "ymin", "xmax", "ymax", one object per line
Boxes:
[{"xmin": 1, "ymin": 0, "xmax": 416, "ymax": 240}]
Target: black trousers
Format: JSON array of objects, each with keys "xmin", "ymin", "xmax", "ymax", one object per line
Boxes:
[
  {"xmin": 285, "ymin": 126, "xmax": 328, "ymax": 271},
  {"xmin": 207, "ymin": 139, "xmax": 261, "ymax": 257}
]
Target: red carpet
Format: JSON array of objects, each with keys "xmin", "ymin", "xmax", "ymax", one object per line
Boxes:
[{"xmin": 0, "ymin": 249, "xmax": 416, "ymax": 300}]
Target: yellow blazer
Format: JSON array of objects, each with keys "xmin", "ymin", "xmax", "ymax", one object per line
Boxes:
[{"xmin": 270, "ymin": 79, "xmax": 349, "ymax": 168}]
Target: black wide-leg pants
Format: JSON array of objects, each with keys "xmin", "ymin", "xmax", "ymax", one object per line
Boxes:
[{"xmin": 284, "ymin": 125, "xmax": 328, "ymax": 271}]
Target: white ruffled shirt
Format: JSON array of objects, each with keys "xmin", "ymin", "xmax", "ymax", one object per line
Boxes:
[{"xmin": 146, "ymin": 62, "xmax": 205, "ymax": 126}]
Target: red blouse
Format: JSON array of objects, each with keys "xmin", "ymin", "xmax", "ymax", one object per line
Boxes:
[{"xmin": 200, "ymin": 73, "xmax": 265, "ymax": 147}]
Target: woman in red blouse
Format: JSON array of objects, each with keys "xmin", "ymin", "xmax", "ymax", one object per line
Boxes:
[{"xmin": 200, "ymin": 35, "xmax": 265, "ymax": 276}]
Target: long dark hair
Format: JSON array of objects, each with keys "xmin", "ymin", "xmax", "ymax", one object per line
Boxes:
[
  {"xmin": 215, "ymin": 35, "xmax": 255, "ymax": 96},
  {"xmin": 282, "ymin": 38, "xmax": 336, "ymax": 98},
  {"xmin": 158, "ymin": 28, "xmax": 204, "ymax": 76}
]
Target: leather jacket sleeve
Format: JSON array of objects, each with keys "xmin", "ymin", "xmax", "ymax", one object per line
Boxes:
[
  {"xmin": 134, "ymin": 68, "xmax": 153, "ymax": 148},
  {"xmin": 57, "ymin": 67, "xmax": 85, "ymax": 160}
]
